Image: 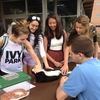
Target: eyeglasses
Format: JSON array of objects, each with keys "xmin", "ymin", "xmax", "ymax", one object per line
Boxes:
[{"xmin": 32, "ymin": 16, "xmax": 40, "ymax": 21}]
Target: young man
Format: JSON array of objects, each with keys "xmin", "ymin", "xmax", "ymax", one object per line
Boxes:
[{"xmin": 56, "ymin": 35, "xmax": 100, "ymax": 100}]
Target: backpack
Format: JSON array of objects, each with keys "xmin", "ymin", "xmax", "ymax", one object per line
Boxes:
[
  {"xmin": 90, "ymin": 25, "xmax": 97, "ymax": 36},
  {"xmin": 0, "ymin": 34, "xmax": 9, "ymax": 58}
]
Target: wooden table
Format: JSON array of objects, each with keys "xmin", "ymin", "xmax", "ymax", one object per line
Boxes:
[
  {"xmin": 0, "ymin": 62, "xmax": 76, "ymax": 100},
  {"xmin": 23, "ymin": 76, "xmax": 76, "ymax": 100},
  {"xmin": 23, "ymin": 79, "xmax": 59, "ymax": 100},
  {"xmin": 23, "ymin": 62, "xmax": 77, "ymax": 100}
]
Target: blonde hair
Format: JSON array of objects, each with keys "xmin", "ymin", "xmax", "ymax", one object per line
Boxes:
[
  {"xmin": 12, "ymin": 19, "xmax": 29, "ymax": 37},
  {"xmin": 72, "ymin": 15, "xmax": 94, "ymax": 39}
]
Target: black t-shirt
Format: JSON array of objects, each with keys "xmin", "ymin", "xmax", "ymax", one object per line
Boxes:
[{"xmin": 68, "ymin": 31, "xmax": 97, "ymax": 43}]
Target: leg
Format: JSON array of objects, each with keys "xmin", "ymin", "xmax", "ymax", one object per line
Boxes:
[
  {"xmin": 27, "ymin": 65, "xmax": 34, "ymax": 75},
  {"xmin": 23, "ymin": 64, "xmax": 28, "ymax": 74}
]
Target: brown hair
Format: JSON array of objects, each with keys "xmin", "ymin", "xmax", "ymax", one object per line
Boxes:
[
  {"xmin": 12, "ymin": 19, "xmax": 29, "ymax": 37},
  {"xmin": 67, "ymin": 35, "xmax": 94, "ymax": 57},
  {"xmin": 71, "ymin": 15, "xmax": 94, "ymax": 39},
  {"xmin": 44, "ymin": 12, "xmax": 64, "ymax": 39}
]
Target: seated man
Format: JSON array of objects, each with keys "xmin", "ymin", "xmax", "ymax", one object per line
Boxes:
[{"xmin": 56, "ymin": 35, "xmax": 100, "ymax": 100}]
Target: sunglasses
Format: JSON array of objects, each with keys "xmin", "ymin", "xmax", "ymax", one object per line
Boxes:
[{"xmin": 32, "ymin": 16, "xmax": 40, "ymax": 21}]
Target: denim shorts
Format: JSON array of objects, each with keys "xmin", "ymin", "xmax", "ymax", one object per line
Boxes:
[{"xmin": 23, "ymin": 52, "xmax": 36, "ymax": 67}]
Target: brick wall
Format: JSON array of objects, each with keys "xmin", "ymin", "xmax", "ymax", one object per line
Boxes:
[{"xmin": 91, "ymin": 0, "xmax": 100, "ymax": 33}]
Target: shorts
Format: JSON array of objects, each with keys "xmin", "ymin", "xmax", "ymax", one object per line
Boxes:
[{"xmin": 23, "ymin": 52, "xmax": 36, "ymax": 67}]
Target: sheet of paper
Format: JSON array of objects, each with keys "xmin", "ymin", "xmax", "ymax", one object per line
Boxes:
[{"xmin": 3, "ymin": 81, "xmax": 35, "ymax": 92}]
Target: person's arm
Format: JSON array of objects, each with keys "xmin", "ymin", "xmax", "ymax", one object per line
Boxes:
[
  {"xmin": 38, "ymin": 36, "xmax": 53, "ymax": 69},
  {"xmin": 0, "ymin": 34, "xmax": 8, "ymax": 48},
  {"xmin": 25, "ymin": 40, "xmax": 41, "ymax": 73},
  {"xmin": 93, "ymin": 34, "xmax": 99, "ymax": 58},
  {"xmin": 0, "ymin": 37, "xmax": 2, "ymax": 47},
  {"xmin": 61, "ymin": 46, "xmax": 70, "ymax": 73},
  {"xmin": 42, "ymin": 56, "xmax": 53, "ymax": 69},
  {"xmin": 60, "ymin": 31, "xmax": 69, "ymax": 73},
  {"xmin": 94, "ymin": 41, "xmax": 98, "ymax": 58},
  {"xmin": 56, "ymin": 76, "xmax": 69, "ymax": 100}
]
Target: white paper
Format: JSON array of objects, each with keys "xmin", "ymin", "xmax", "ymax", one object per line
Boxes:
[{"xmin": 3, "ymin": 81, "xmax": 35, "ymax": 92}]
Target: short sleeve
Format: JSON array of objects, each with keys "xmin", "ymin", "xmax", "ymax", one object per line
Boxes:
[
  {"xmin": 62, "ymin": 66, "xmax": 86, "ymax": 98},
  {"xmin": 68, "ymin": 31, "xmax": 78, "ymax": 42},
  {"xmin": 93, "ymin": 34, "xmax": 97, "ymax": 42}
]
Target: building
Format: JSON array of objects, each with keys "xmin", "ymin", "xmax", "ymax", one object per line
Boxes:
[
  {"xmin": 91, "ymin": 0, "xmax": 100, "ymax": 33},
  {"xmin": 0, "ymin": 0, "xmax": 94, "ymax": 32}
]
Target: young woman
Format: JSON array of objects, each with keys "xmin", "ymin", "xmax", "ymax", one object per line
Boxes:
[
  {"xmin": 23, "ymin": 15, "xmax": 52, "ymax": 75},
  {"xmin": 62, "ymin": 15, "xmax": 99, "ymax": 73},
  {"xmin": 44, "ymin": 12, "xmax": 68, "ymax": 71},
  {"xmin": 0, "ymin": 19, "xmax": 41, "ymax": 75}
]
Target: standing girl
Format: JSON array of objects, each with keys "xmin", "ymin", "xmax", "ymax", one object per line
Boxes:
[
  {"xmin": 0, "ymin": 19, "xmax": 41, "ymax": 75},
  {"xmin": 23, "ymin": 15, "xmax": 52, "ymax": 75},
  {"xmin": 44, "ymin": 12, "xmax": 68, "ymax": 72},
  {"xmin": 62, "ymin": 15, "xmax": 99, "ymax": 73}
]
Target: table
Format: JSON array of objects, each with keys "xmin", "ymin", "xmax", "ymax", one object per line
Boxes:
[
  {"xmin": 23, "ymin": 75, "xmax": 77, "ymax": 100},
  {"xmin": 0, "ymin": 62, "xmax": 76, "ymax": 100},
  {"xmin": 23, "ymin": 62, "xmax": 77, "ymax": 100},
  {"xmin": 23, "ymin": 79, "xmax": 59, "ymax": 100}
]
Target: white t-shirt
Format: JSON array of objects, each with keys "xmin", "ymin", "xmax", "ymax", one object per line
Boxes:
[{"xmin": 0, "ymin": 40, "xmax": 23, "ymax": 73}]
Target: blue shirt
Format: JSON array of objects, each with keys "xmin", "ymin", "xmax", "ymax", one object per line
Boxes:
[{"xmin": 62, "ymin": 58, "xmax": 100, "ymax": 100}]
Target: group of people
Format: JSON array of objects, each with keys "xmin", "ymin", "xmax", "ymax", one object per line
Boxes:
[{"xmin": 0, "ymin": 12, "xmax": 100, "ymax": 100}]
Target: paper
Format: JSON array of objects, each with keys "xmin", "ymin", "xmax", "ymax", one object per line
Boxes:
[{"xmin": 3, "ymin": 81, "xmax": 35, "ymax": 92}]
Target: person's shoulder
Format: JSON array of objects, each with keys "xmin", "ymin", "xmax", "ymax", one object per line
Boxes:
[
  {"xmin": 63, "ymin": 29, "xmax": 66, "ymax": 33},
  {"xmin": 39, "ymin": 34, "xmax": 43, "ymax": 38},
  {"xmin": 0, "ymin": 33, "xmax": 9, "ymax": 47},
  {"xmin": 89, "ymin": 23, "xmax": 97, "ymax": 34},
  {"xmin": 68, "ymin": 31, "xmax": 78, "ymax": 42},
  {"xmin": 0, "ymin": 37, "xmax": 2, "ymax": 47},
  {"xmin": 70, "ymin": 31, "xmax": 78, "ymax": 35},
  {"xmin": 43, "ymin": 35, "xmax": 47, "ymax": 39}
]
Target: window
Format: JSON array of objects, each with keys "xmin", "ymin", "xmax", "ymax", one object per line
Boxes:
[
  {"xmin": 2, "ymin": 0, "xmax": 25, "ymax": 15},
  {"xmin": 60, "ymin": 16, "xmax": 77, "ymax": 32},
  {"xmin": 57, "ymin": 0, "xmax": 77, "ymax": 16},
  {"xmin": 27, "ymin": 0, "xmax": 42, "ymax": 13},
  {"xmin": 47, "ymin": 0, "xmax": 55, "ymax": 13}
]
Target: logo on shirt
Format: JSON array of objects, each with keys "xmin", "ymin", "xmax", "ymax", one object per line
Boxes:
[{"xmin": 5, "ymin": 51, "xmax": 22, "ymax": 64}]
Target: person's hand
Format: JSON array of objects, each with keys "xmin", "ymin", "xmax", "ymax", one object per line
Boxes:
[
  {"xmin": 32, "ymin": 65, "xmax": 42, "ymax": 74},
  {"xmin": 54, "ymin": 61, "xmax": 63, "ymax": 67},
  {"xmin": 60, "ymin": 65, "xmax": 69, "ymax": 75},
  {"xmin": 59, "ymin": 76, "xmax": 68, "ymax": 87},
  {"xmin": 45, "ymin": 65, "xmax": 54, "ymax": 70}
]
